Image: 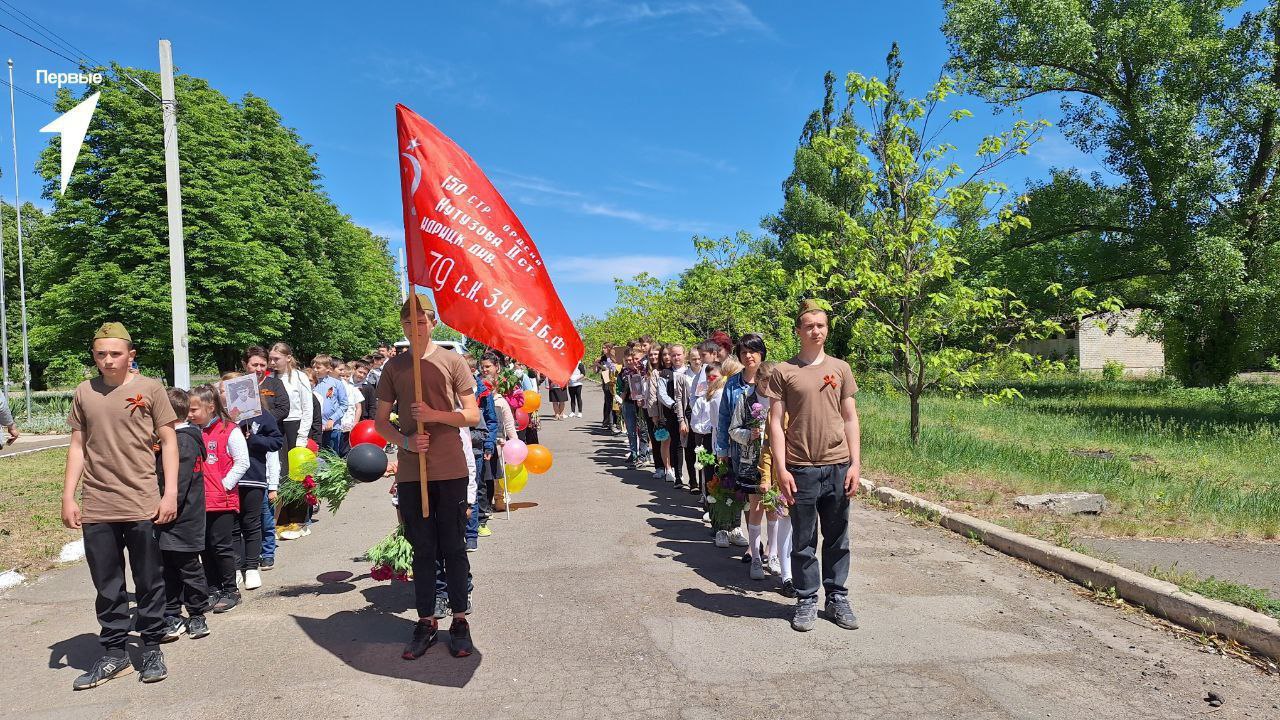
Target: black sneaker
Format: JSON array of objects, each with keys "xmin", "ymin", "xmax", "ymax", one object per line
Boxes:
[
  {"xmin": 433, "ymin": 595, "xmax": 450, "ymax": 619},
  {"xmin": 260, "ymin": 557, "xmax": 275, "ymax": 571},
  {"xmin": 779, "ymin": 579, "xmax": 797, "ymax": 598},
  {"xmin": 465, "ymin": 537, "xmax": 478, "ymax": 552},
  {"xmin": 402, "ymin": 618, "xmax": 438, "ymax": 660},
  {"xmin": 211, "ymin": 592, "xmax": 240, "ymax": 613},
  {"xmin": 139, "ymin": 649, "xmax": 167, "ymax": 683},
  {"xmin": 72, "ymin": 654, "xmax": 133, "ymax": 690},
  {"xmin": 186, "ymin": 615, "xmax": 210, "ymax": 639},
  {"xmin": 161, "ymin": 615, "xmax": 185, "ymax": 643},
  {"xmin": 824, "ymin": 595, "xmax": 860, "ymax": 630},
  {"xmin": 448, "ymin": 618, "xmax": 474, "ymax": 657}
]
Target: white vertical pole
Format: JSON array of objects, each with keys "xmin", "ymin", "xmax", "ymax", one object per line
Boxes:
[
  {"xmin": 7, "ymin": 60, "xmax": 30, "ymax": 419},
  {"xmin": 159, "ymin": 40, "xmax": 190, "ymax": 389},
  {"xmin": 398, "ymin": 247, "xmax": 408, "ymax": 302},
  {"xmin": 0, "ymin": 150, "xmax": 9, "ymax": 392}
]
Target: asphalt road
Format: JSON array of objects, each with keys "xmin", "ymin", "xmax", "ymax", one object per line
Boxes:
[{"xmin": 1, "ymin": 387, "xmax": 1276, "ymax": 719}]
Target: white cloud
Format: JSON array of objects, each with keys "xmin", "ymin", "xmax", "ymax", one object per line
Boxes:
[
  {"xmin": 492, "ymin": 168, "xmax": 719, "ymax": 233},
  {"xmin": 550, "ymin": 254, "xmax": 693, "ymax": 283},
  {"xmin": 529, "ymin": 0, "xmax": 769, "ymax": 36},
  {"xmin": 578, "ymin": 202, "xmax": 714, "ymax": 233}
]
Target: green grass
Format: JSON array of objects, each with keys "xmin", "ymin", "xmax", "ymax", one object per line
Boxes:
[
  {"xmin": 1148, "ymin": 565, "xmax": 1280, "ymax": 620},
  {"xmin": 0, "ymin": 448, "xmax": 77, "ymax": 574},
  {"xmin": 859, "ymin": 376, "xmax": 1280, "ymax": 539}
]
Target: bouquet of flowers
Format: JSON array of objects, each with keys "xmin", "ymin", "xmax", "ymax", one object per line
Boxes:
[
  {"xmin": 696, "ymin": 448, "xmax": 747, "ymax": 530},
  {"xmin": 277, "ymin": 449, "xmax": 354, "ymax": 514},
  {"xmin": 759, "ymin": 485, "xmax": 788, "ymax": 517},
  {"xmin": 365, "ymin": 525, "xmax": 413, "ymax": 582}
]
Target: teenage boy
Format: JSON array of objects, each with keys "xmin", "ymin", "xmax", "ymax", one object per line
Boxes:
[
  {"xmin": 764, "ymin": 300, "xmax": 861, "ymax": 633},
  {"xmin": 62, "ymin": 322, "xmax": 180, "ymax": 688},
  {"xmin": 310, "ymin": 354, "xmax": 349, "ymax": 454},
  {"xmin": 374, "ymin": 294, "xmax": 480, "ymax": 660}
]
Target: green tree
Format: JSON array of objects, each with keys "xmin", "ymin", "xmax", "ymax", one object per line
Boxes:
[
  {"xmin": 33, "ymin": 66, "xmax": 400, "ymax": 380},
  {"xmin": 944, "ymin": 0, "xmax": 1280, "ymax": 385},
  {"xmin": 769, "ymin": 47, "xmax": 1077, "ymax": 444}
]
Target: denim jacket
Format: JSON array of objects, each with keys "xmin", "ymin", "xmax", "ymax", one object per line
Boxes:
[{"xmin": 714, "ymin": 372, "xmax": 754, "ymax": 459}]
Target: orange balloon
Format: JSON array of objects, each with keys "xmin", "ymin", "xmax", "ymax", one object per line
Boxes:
[
  {"xmin": 525, "ymin": 443, "xmax": 553, "ymax": 474},
  {"xmin": 523, "ymin": 390, "xmax": 542, "ymax": 413}
]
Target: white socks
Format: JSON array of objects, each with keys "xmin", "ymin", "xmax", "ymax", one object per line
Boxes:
[
  {"xmin": 747, "ymin": 523, "xmax": 762, "ymax": 559},
  {"xmin": 776, "ymin": 515, "xmax": 793, "ymax": 580},
  {"xmin": 767, "ymin": 518, "xmax": 779, "ymax": 560}
]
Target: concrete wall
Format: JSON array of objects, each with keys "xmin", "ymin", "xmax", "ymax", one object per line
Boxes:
[{"xmin": 1078, "ymin": 311, "xmax": 1164, "ymax": 376}]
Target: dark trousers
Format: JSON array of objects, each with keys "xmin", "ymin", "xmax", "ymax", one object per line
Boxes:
[
  {"xmin": 280, "ymin": 419, "xmax": 301, "ymax": 477},
  {"xmin": 518, "ymin": 425, "xmax": 539, "ymax": 445},
  {"xmin": 202, "ymin": 511, "xmax": 238, "ymax": 595},
  {"xmin": 789, "ymin": 463, "xmax": 852, "ymax": 601},
  {"xmin": 664, "ymin": 411, "xmax": 682, "ymax": 482},
  {"xmin": 647, "ymin": 413, "xmax": 663, "ymax": 470},
  {"xmin": 601, "ymin": 385, "xmax": 616, "ymax": 428},
  {"xmin": 82, "ymin": 520, "xmax": 167, "ymax": 649},
  {"xmin": 690, "ymin": 431, "xmax": 712, "ymax": 497},
  {"xmin": 162, "ymin": 549, "xmax": 210, "ymax": 617},
  {"xmin": 568, "ymin": 385, "xmax": 583, "ymax": 413},
  {"xmin": 397, "ymin": 479, "xmax": 470, "ymax": 617},
  {"xmin": 682, "ymin": 425, "xmax": 698, "ymax": 487},
  {"xmin": 234, "ymin": 486, "xmax": 265, "ymax": 570},
  {"xmin": 476, "ymin": 450, "xmax": 495, "ymax": 524}
]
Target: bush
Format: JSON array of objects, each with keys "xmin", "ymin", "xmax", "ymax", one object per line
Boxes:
[
  {"xmin": 1101, "ymin": 360, "xmax": 1126, "ymax": 381},
  {"xmin": 1266, "ymin": 355, "xmax": 1280, "ymax": 372},
  {"xmin": 43, "ymin": 352, "xmax": 89, "ymax": 389}
]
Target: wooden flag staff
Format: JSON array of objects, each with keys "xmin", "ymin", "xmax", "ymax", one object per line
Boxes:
[{"xmin": 409, "ymin": 289, "xmax": 430, "ymax": 518}]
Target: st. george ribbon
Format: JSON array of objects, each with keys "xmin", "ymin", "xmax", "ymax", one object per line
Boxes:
[{"xmin": 396, "ymin": 104, "xmax": 583, "ymax": 385}]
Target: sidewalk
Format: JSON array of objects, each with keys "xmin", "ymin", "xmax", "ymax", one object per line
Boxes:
[{"xmin": 0, "ymin": 433, "xmax": 71, "ymax": 458}]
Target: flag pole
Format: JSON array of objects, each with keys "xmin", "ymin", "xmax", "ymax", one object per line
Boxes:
[
  {"xmin": 502, "ymin": 459, "xmax": 511, "ymax": 522},
  {"xmin": 7, "ymin": 59, "xmax": 31, "ymax": 420},
  {"xmin": 409, "ymin": 288, "xmax": 430, "ymax": 518}
]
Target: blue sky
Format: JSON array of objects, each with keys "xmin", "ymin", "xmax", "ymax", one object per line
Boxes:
[{"xmin": 2, "ymin": 0, "xmax": 1111, "ymax": 320}]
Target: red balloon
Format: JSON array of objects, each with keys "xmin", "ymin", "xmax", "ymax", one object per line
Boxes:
[
  {"xmin": 350, "ymin": 419, "xmax": 387, "ymax": 448},
  {"xmin": 306, "ymin": 439, "xmax": 319, "ymax": 453},
  {"xmin": 514, "ymin": 408, "xmax": 530, "ymax": 431}
]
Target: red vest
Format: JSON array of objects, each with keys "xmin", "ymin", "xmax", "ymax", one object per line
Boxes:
[{"xmin": 201, "ymin": 419, "xmax": 240, "ymax": 513}]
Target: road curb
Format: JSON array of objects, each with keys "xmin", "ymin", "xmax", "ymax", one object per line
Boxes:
[{"xmin": 858, "ymin": 478, "xmax": 1280, "ymax": 661}]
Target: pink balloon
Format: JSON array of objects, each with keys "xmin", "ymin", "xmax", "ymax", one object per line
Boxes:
[
  {"xmin": 502, "ymin": 439, "xmax": 529, "ymax": 465},
  {"xmin": 506, "ymin": 391, "xmax": 525, "ymax": 409}
]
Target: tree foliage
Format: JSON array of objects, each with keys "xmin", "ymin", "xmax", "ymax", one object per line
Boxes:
[
  {"xmin": 33, "ymin": 65, "xmax": 400, "ymax": 382},
  {"xmin": 944, "ymin": 0, "xmax": 1280, "ymax": 385},
  {"xmin": 766, "ymin": 46, "xmax": 1080, "ymax": 443}
]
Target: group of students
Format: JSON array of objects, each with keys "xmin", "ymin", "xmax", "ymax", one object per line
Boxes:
[
  {"xmin": 598, "ymin": 299, "xmax": 863, "ymax": 633},
  {"xmin": 57, "ymin": 322, "xmax": 414, "ymax": 690}
]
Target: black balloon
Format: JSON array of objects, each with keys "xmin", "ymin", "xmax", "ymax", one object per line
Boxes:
[{"xmin": 346, "ymin": 443, "xmax": 388, "ymax": 483}]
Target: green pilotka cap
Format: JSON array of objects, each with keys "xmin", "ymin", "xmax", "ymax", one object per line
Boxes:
[
  {"xmin": 93, "ymin": 322, "xmax": 132, "ymax": 342},
  {"xmin": 795, "ymin": 299, "xmax": 828, "ymax": 323}
]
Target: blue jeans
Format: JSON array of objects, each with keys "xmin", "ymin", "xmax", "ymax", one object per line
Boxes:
[
  {"xmin": 622, "ymin": 400, "xmax": 640, "ymax": 458},
  {"xmin": 261, "ymin": 496, "xmax": 276, "ymax": 561}
]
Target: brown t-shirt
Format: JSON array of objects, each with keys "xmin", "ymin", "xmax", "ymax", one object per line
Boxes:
[
  {"xmin": 376, "ymin": 346, "xmax": 476, "ymax": 482},
  {"xmin": 761, "ymin": 354, "xmax": 858, "ymax": 466},
  {"xmin": 68, "ymin": 375, "xmax": 179, "ymax": 523}
]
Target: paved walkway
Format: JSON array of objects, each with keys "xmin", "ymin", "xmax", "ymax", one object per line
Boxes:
[
  {"xmin": 0, "ymin": 433, "xmax": 70, "ymax": 458},
  {"xmin": 0, "ymin": 389, "xmax": 1276, "ymax": 718}
]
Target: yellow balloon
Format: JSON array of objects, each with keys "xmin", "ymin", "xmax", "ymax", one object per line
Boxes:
[
  {"xmin": 502, "ymin": 463, "xmax": 529, "ymax": 494},
  {"xmin": 288, "ymin": 447, "xmax": 317, "ymax": 481}
]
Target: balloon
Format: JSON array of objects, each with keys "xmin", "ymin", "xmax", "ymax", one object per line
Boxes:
[
  {"xmin": 502, "ymin": 463, "xmax": 528, "ymax": 494},
  {"xmin": 522, "ymin": 390, "xmax": 542, "ymax": 413},
  {"xmin": 525, "ymin": 444, "xmax": 553, "ymax": 474},
  {"xmin": 502, "ymin": 438, "xmax": 528, "ymax": 466},
  {"xmin": 506, "ymin": 391, "xmax": 525, "ymax": 410},
  {"xmin": 288, "ymin": 447, "xmax": 317, "ymax": 481},
  {"xmin": 654, "ymin": 428, "xmax": 670, "ymax": 442},
  {"xmin": 305, "ymin": 438, "xmax": 319, "ymax": 453},
  {"xmin": 514, "ymin": 408, "xmax": 530, "ymax": 431},
  {"xmin": 345, "ymin": 443, "xmax": 388, "ymax": 482},
  {"xmin": 350, "ymin": 419, "xmax": 386, "ymax": 448}
]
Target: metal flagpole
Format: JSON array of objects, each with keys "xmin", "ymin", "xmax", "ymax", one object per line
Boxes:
[
  {"xmin": 7, "ymin": 60, "xmax": 31, "ymax": 420},
  {"xmin": 0, "ymin": 150, "xmax": 9, "ymax": 392},
  {"xmin": 503, "ymin": 458, "xmax": 511, "ymax": 521}
]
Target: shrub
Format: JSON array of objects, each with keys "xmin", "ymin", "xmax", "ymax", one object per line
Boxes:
[
  {"xmin": 1101, "ymin": 360, "xmax": 1126, "ymax": 382},
  {"xmin": 43, "ymin": 352, "xmax": 89, "ymax": 389}
]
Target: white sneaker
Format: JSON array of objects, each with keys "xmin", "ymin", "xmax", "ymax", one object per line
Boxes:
[
  {"xmin": 767, "ymin": 556, "xmax": 782, "ymax": 576},
  {"xmin": 244, "ymin": 569, "xmax": 262, "ymax": 590},
  {"xmin": 729, "ymin": 528, "xmax": 749, "ymax": 547},
  {"xmin": 666, "ymin": 469, "xmax": 677, "ymax": 484},
  {"xmin": 235, "ymin": 570, "xmax": 244, "ymax": 588},
  {"xmin": 702, "ymin": 512, "xmax": 711, "ymax": 522},
  {"xmin": 714, "ymin": 530, "xmax": 730, "ymax": 548},
  {"xmin": 750, "ymin": 556, "xmax": 765, "ymax": 580},
  {"xmin": 279, "ymin": 529, "xmax": 302, "ymax": 541},
  {"xmin": 300, "ymin": 526, "xmax": 312, "ymax": 537}
]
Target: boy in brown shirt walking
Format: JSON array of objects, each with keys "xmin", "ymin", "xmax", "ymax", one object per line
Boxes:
[
  {"xmin": 61, "ymin": 323, "xmax": 180, "ymax": 688},
  {"xmin": 763, "ymin": 301, "xmax": 862, "ymax": 632}
]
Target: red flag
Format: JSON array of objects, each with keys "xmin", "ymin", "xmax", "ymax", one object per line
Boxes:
[{"xmin": 396, "ymin": 104, "xmax": 583, "ymax": 385}]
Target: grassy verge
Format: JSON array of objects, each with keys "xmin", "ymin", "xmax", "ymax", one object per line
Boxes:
[
  {"xmin": 0, "ymin": 448, "xmax": 76, "ymax": 575},
  {"xmin": 858, "ymin": 377, "xmax": 1280, "ymax": 540},
  {"xmin": 1148, "ymin": 565, "xmax": 1280, "ymax": 621}
]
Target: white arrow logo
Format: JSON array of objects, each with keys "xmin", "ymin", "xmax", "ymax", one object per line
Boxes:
[{"xmin": 39, "ymin": 91, "xmax": 100, "ymax": 195}]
